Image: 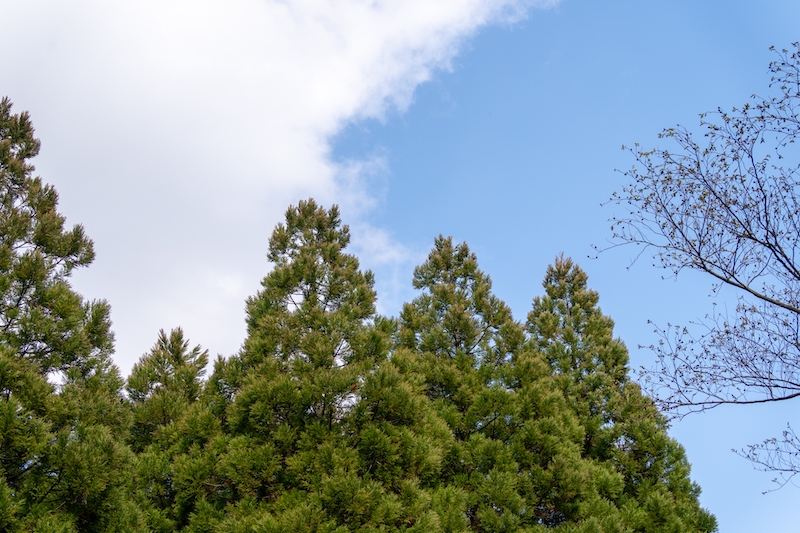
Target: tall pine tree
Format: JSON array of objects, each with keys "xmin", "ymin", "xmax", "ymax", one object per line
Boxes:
[
  {"xmin": 185, "ymin": 200, "xmax": 415, "ymax": 531},
  {"xmin": 0, "ymin": 97, "xmax": 146, "ymax": 532},
  {"xmin": 398, "ymin": 237, "xmax": 529, "ymax": 532},
  {"xmin": 525, "ymin": 256, "xmax": 716, "ymax": 532}
]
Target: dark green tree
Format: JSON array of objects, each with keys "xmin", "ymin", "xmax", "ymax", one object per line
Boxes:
[
  {"xmin": 397, "ymin": 237, "xmax": 533, "ymax": 532},
  {"xmin": 397, "ymin": 239, "xmax": 595, "ymax": 532},
  {"xmin": 232, "ymin": 199, "xmax": 380, "ymax": 431},
  {"xmin": 0, "ymin": 98, "xmax": 105, "ymax": 375},
  {"xmin": 125, "ymin": 328, "xmax": 211, "ymax": 531},
  {"xmin": 0, "ymin": 97, "xmax": 146, "ymax": 532},
  {"xmin": 526, "ymin": 255, "xmax": 628, "ymax": 461},
  {"xmin": 0, "ymin": 97, "xmax": 718, "ymax": 533},
  {"xmin": 398, "ymin": 240, "xmax": 716, "ymax": 532},
  {"xmin": 398, "ymin": 236, "xmax": 523, "ymax": 440}
]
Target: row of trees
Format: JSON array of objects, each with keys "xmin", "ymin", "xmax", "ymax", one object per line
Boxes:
[{"xmin": 0, "ymin": 98, "xmax": 716, "ymax": 531}]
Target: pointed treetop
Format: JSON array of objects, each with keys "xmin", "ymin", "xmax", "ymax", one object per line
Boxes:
[
  {"xmin": 255, "ymin": 199, "xmax": 375, "ymax": 321},
  {"xmin": 527, "ymin": 254, "xmax": 628, "ymax": 395},
  {"xmin": 242, "ymin": 199, "xmax": 378, "ymax": 372},
  {"xmin": 412, "ymin": 235, "xmax": 488, "ymax": 292},
  {"xmin": 268, "ymin": 199, "xmax": 348, "ymax": 266},
  {"xmin": 127, "ymin": 327, "xmax": 208, "ymax": 404},
  {"xmin": 401, "ymin": 235, "xmax": 520, "ymax": 363},
  {"xmin": 529, "ymin": 255, "xmax": 611, "ymax": 347},
  {"xmin": 0, "ymin": 98, "xmax": 108, "ymax": 376},
  {"xmin": 0, "ymin": 97, "xmax": 41, "ymax": 183}
]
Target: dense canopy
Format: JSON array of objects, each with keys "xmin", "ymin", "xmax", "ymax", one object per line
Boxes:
[{"xmin": 0, "ymin": 99, "xmax": 715, "ymax": 532}]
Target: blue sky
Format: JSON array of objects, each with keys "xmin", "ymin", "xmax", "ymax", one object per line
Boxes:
[{"xmin": 3, "ymin": 0, "xmax": 800, "ymax": 530}]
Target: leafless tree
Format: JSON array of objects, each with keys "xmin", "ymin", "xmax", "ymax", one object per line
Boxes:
[{"xmin": 605, "ymin": 43, "xmax": 800, "ymax": 489}]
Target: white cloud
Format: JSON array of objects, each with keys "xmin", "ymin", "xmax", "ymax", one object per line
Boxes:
[{"xmin": 0, "ymin": 0, "xmax": 558, "ymax": 373}]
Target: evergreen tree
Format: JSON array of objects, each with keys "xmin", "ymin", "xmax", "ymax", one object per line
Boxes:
[
  {"xmin": 177, "ymin": 199, "xmax": 399, "ymax": 530},
  {"xmin": 398, "ymin": 236, "xmax": 523, "ymax": 440},
  {"xmin": 0, "ymin": 98, "xmax": 103, "ymax": 375},
  {"xmin": 398, "ymin": 240, "xmax": 717, "ymax": 532},
  {"xmin": 233, "ymin": 199, "xmax": 379, "ymax": 432},
  {"xmin": 127, "ymin": 328, "xmax": 208, "ymax": 451},
  {"xmin": 398, "ymin": 238, "xmax": 601, "ymax": 532},
  {"xmin": 125, "ymin": 328, "xmax": 211, "ymax": 531},
  {"xmin": 0, "ymin": 97, "xmax": 146, "ymax": 532},
  {"xmin": 130, "ymin": 391, "xmax": 224, "ymax": 532},
  {"xmin": 526, "ymin": 255, "xmax": 628, "ymax": 461},
  {"xmin": 526, "ymin": 256, "xmax": 717, "ymax": 532}
]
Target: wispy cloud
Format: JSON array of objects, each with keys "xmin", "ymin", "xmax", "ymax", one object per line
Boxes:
[{"xmin": 1, "ymin": 0, "xmax": 559, "ymax": 372}]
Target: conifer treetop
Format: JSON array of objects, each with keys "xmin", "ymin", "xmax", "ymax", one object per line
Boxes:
[
  {"xmin": 0, "ymin": 97, "xmax": 110, "ymax": 375},
  {"xmin": 243, "ymin": 199, "xmax": 377, "ymax": 370}
]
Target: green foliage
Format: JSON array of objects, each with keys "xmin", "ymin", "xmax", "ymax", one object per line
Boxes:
[
  {"xmin": 243, "ymin": 199, "xmax": 378, "ymax": 370},
  {"xmin": 525, "ymin": 256, "xmax": 716, "ymax": 532},
  {"xmin": 0, "ymin": 98, "xmax": 715, "ymax": 531},
  {"xmin": 229, "ymin": 199, "xmax": 383, "ymax": 437},
  {"xmin": 0, "ymin": 97, "xmax": 109, "ymax": 375},
  {"xmin": 133, "ymin": 203, "xmax": 716, "ymax": 532},
  {"xmin": 209, "ymin": 200, "xmax": 460, "ymax": 531},
  {"xmin": 127, "ymin": 328, "xmax": 208, "ymax": 451},
  {"xmin": 395, "ymin": 243, "xmax": 716, "ymax": 532},
  {"xmin": 0, "ymin": 97, "xmax": 146, "ymax": 532},
  {"xmin": 398, "ymin": 236, "xmax": 523, "ymax": 439},
  {"xmin": 526, "ymin": 255, "xmax": 629, "ymax": 459}
]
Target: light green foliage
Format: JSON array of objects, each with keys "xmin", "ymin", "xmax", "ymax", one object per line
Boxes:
[
  {"xmin": 398, "ymin": 236, "xmax": 523, "ymax": 439},
  {"xmin": 526, "ymin": 256, "xmax": 716, "ymax": 532},
  {"xmin": 397, "ymin": 242, "xmax": 716, "ymax": 532},
  {"xmin": 398, "ymin": 239, "xmax": 589, "ymax": 531},
  {"xmin": 526, "ymin": 255, "xmax": 629, "ymax": 460},
  {"xmin": 242, "ymin": 199, "xmax": 378, "ymax": 370},
  {"xmin": 229, "ymin": 200, "xmax": 383, "ymax": 435},
  {"xmin": 175, "ymin": 200, "xmax": 401, "ymax": 529},
  {"xmin": 137, "ymin": 205, "xmax": 715, "ymax": 532}
]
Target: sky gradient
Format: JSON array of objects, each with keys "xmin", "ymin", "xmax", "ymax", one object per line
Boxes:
[{"xmin": 3, "ymin": 1, "xmax": 800, "ymax": 530}]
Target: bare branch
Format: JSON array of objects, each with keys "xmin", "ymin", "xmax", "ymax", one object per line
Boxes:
[{"xmin": 601, "ymin": 43, "xmax": 800, "ymax": 484}]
